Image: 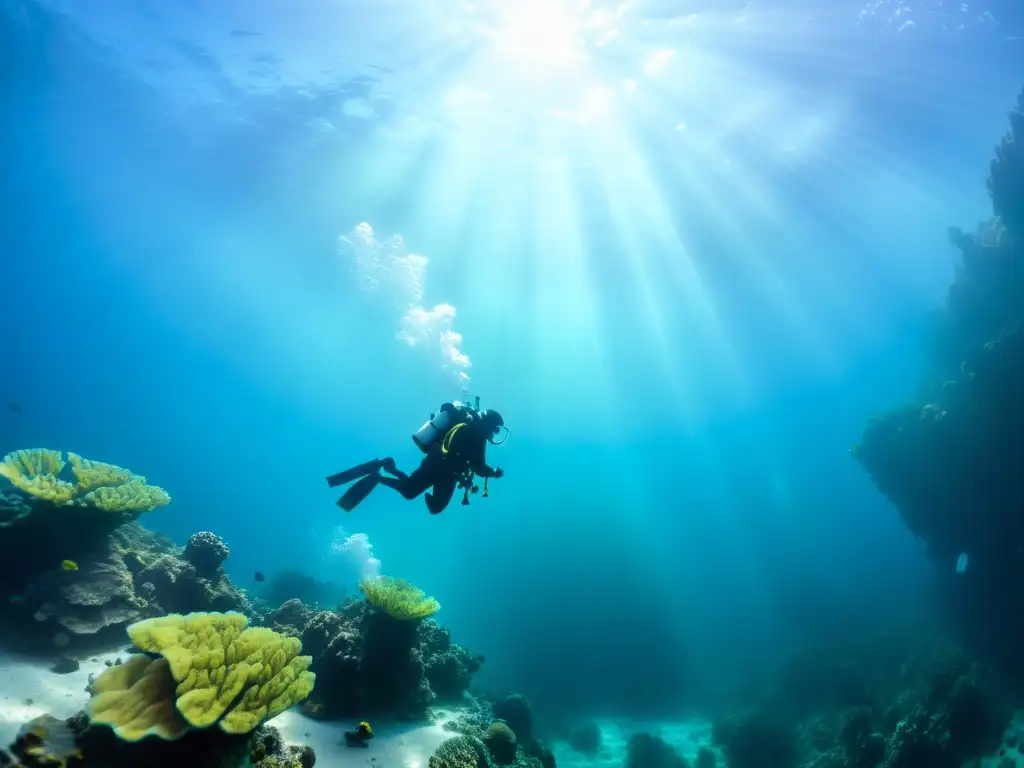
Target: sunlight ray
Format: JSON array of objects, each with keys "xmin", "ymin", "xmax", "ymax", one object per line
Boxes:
[{"xmin": 530, "ymin": 155, "xmax": 615, "ymax": 420}]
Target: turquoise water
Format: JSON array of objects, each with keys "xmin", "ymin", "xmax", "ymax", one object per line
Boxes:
[{"xmin": 1, "ymin": 0, "xmax": 1021, "ymax": 727}]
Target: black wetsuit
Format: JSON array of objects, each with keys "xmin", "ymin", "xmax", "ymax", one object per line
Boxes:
[{"xmin": 377, "ymin": 421, "xmax": 499, "ymax": 514}]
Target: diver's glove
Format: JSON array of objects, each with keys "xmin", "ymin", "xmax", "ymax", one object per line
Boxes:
[{"xmin": 493, "ymin": 467, "xmax": 504, "ymax": 479}]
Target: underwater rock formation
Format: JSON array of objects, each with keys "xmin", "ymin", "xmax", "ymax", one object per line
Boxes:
[
  {"xmin": 183, "ymin": 531, "xmax": 231, "ymax": 578},
  {"xmin": 564, "ymin": 720, "xmax": 600, "ymax": 756},
  {"xmin": 785, "ymin": 647, "xmax": 1010, "ymax": 768},
  {"xmin": 0, "ymin": 522, "xmax": 246, "ymax": 651},
  {"xmin": 624, "ymin": 732, "xmax": 689, "ymax": 768},
  {"xmin": 136, "ymin": 548, "xmax": 245, "ymax": 615},
  {"xmin": 987, "ymin": 88, "xmax": 1024, "ymax": 235},
  {"xmin": 299, "ymin": 599, "xmax": 480, "ymax": 719},
  {"xmin": 493, "ymin": 694, "xmax": 534, "ymax": 745},
  {"xmin": 258, "ymin": 580, "xmax": 482, "ymax": 720},
  {"xmin": 440, "ymin": 697, "xmax": 555, "ymax": 768},
  {"xmin": 853, "ymin": 86, "xmax": 1024, "ymax": 680},
  {"xmin": 0, "ymin": 450, "xmax": 171, "ymax": 594},
  {"xmin": 484, "ymin": 721, "xmax": 518, "ymax": 765},
  {"xmin": 712, "ymin": 710, "xmax": 798, "ymax": 768},
  {"xmin": 420, "ymin": 615, "xmax": 486, "ymax": 701},
  {"xmin": 427, "ymin": 725, "xmax": 554, "ymax": 768}
]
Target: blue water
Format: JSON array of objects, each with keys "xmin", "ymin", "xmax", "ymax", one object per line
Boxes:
[{"xmin": 1, "ymin": 0, "xmax": 1021, "ymax": 722}]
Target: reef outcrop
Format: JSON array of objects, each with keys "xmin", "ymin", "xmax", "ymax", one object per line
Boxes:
[
  {"xmin": 853, "ymin": 86, "xmax": 1024, "ymax": 679},
  {"xmin": 262, "ymin": 578, "xmax": 483, "ymax": 720},
  {"xmin": 0, "ymin": 517, "xmax": 245, "ymax": 652}
]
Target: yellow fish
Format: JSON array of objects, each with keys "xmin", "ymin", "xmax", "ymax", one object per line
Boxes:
[{"xmin": 61, "ymin": 560, "xmax": 78, "ymax": 572}]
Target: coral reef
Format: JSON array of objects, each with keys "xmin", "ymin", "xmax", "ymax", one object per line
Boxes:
[
  {"xmin": 0, "ymin": 449, "xmax": 170, "ymax": 511},
  {"xmin": 0, "ymin": 449, "xmax": 171, "ymax": 595},
  {"xmin": 427, "ymin": 723, "xmax": 554, "ymax": 768},
  {"xmin": 493, "ymin": 694, "xmax": 533, "ymax": 745},
  {"xmin": 853, "ymin": 85, "xmax": 1024, "ymax": 681},
  {"xmin": 439, "ymin": 697, "xmax": 554, "ymax": 768},
  {"xmin": 0, "ymin": 449, "xmax": 218, "ymax": 650},
  {"xmin": 183, "ymin": 532, "xmax": 231, "ymax": 578},
  {"xmin": 430, "ymin": 735, "xmax": 491, "ymax": 768},
  {"xmin": 420, "ymin": 616, "xmax": 485, "ymax": 701},
  {"xmin": 484, "ymin": 722, "xmax": 518, "ymax": 765},
  {"xmin": 0, "ymin": 522, "xmax": 245, "ymax": 652},
  {"xmin": 275, "ymin": 587, "xmax": 479, "ymax": 719},
  {"xmin": 724, "ymin": 639, "xmax": 1011, "ymax": 768}
]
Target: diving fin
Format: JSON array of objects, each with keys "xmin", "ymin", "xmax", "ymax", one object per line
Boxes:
[
  {"xmin": 327, "ymin": 459, "xmax": 383, "ymax": 488},
  {"xmin": 337, "ymin": 473, "xmax": 380, "ymax": 512}
]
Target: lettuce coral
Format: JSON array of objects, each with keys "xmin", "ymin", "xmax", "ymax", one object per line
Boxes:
[
  {"xmin": 87, "ymin": 655, "xmax": 191, "ymax": 742},
  {"xmin": 125, "ymin": 611, "xmax": 316, "ymax": 735},
  {"xmin": 360, "ymin": 576, "xmax": 441, "ymax": 620},
  {"xmin": 0, "ymin": 448, "xmax": 170, "ymax": 513},
  {"xmin": 0, "ymin": 449, "xmax": 76, "ymax": 504}
]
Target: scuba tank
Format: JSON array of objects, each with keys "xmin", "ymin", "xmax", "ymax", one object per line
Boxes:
[{"xmin": 411, "ymin": 396, "xmax": 481, "ymax": 453}]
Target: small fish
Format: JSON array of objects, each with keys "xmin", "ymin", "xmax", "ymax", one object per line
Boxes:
[
  {"xmin": 7, "ymin": 399, "xmax": 21, "ymax": 414},
  {"xmin": 254, "ymin": 571, "xmax": 265, "ymax": 582},
  {"xmin": 61, "ymin": 560, "xmax": 78, "ymax": 572}
]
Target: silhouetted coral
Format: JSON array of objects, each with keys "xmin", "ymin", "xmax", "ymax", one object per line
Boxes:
[
  {"xmin": 565, "ymin": 720, "xmax": 600, "ymax": 756},
  {"xmin": 136, "ymin": 551, "xmax": 244, "ymax": 615},
  {"xmin": 987, "ymin": 87, "xmax": 1024, "ymax": 235},
  {"xmin": 493, "ymin": 694, "xmax": 533, "ymax": 745},
  {"xmin": 182, "ymin": 531, "xmax": 230, "ymax": 577},
  {"xmin": 484, "ymin": 722, "xmax": 517, "ymax": 765},
  {"xmin": 279, "ymin": 593, "xmax": 483, "ymax": 720},
  {"xmin": 264, "ymin": 598, "xmax": 314, "ymax": 637},
  {"xmin": 625, "ymin": 732, "xmax": 689, "ymax": 768},
  {"xmin": 855, "ymin": 85, "xmax": 1024, "ymax": 683},
  {"xmin": 712, "ymin": 711, "xmax": 798, "ymax": 768},
  {"xmin": 421, "ymin": 619, "xmax": 485, "ymax": 701}
]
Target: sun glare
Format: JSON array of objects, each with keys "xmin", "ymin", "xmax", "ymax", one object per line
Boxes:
[{"xmin": 488, "ymin": 0, "xmax": 586, "ymax": 70}]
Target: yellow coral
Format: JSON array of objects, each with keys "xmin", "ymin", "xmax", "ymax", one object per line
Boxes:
[
  {"xmin": 360, "ymin": 576, "xmax": 441, "ymax": 620},
  {"xmin": 81, "ymin": 478, "xmax": 171, "ymax": 512},
  {"xmin": 0, "ymin": 449, "xmax": 76, "ymax": 504},
  {"xmin": 0, "ymin": 448, "xmax": 170, "ymax": 513},
  {"xmin": 4, "ymin": 448, "xmax": 65, "ymax": 477},
  {"xmin": 126, "ymin": 612, "xmax": 316, "ymax": 735},
  {"xmin": 86, "ymin": 655, "xmax": 191, "ymax": 742},
  {"xmin": 68, "ymin": 452, "xmax": 134, "ymax": 492}
]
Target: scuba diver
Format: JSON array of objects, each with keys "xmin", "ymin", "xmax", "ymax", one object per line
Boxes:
[{"xmin": 326, "ymin": 398, "xmax": 507, "ymax": 515}]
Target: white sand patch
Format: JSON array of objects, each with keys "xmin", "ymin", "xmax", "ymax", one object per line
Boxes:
[
  {"xmin": 0, "ymin": 648, "xmax": 123, "ymax": 748},
  {"xmin": 552, "ymin": 717, "xmax": 720, "ymax": 768},
  {"xmin": 269, "ymin": 707, "xmax": 461, "ymax": 768}
]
